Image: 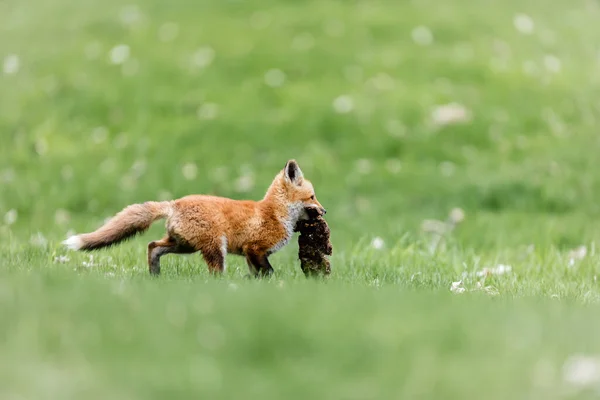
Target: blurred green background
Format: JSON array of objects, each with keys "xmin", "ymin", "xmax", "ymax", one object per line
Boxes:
[
  {"xmin": 2, "ymin": 0, "xmax": 600, "ymax": 398},
  {"xmin": 2, "ymin": 0, "xmax": 600, "ymax": 251}
]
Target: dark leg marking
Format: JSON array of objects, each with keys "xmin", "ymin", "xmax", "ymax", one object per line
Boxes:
[{"xmin": 246, "ymin": 252, "xmax": 274, "ymax": 278}]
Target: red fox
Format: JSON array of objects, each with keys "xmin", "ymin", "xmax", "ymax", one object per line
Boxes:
[{"xmin": 63, "ymin": 160, "xmax": 326, "ymax": 277}]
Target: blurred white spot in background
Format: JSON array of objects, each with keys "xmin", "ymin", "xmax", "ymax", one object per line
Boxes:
[
  {"xmin": 449, "ymin": 208, "xmax": 465, "ymax": 224},
  {"xmin": 100, "ymin": 159, "xmax": 116, "ymax": 175},
  {"xmin": 249, "ymin": 12, "xmax": 271, "ymax": 30},
  {"xmin": 355, "ymin": 158, "xmax": 372, "ymax": 174},
  {"xmin": 30, "ymin": 232, "xmax": 47, "ymax": 247},
  {"xmin": 264, "ymin": 68, "xmax": 286, "ymax": 87},
  {"xmin": 543, "ymin": 55, "xmax": 561, "ymax": 73},
  {"xmin": 119, "ymin": 5, "xmax": 141, "ymax": 26},
  {"xmin": 3, "ymin": 54, "xmax": 20, "ymax": 75},
  {"xmin": 522, "ymin": 60, "xmax": 538, "ymax": 76},
  {"xmin": 35, "ymin": 138, "xmax": 48, "ymax": 156},
  {"xmin": 323, "ymin": 19, "xmax": 345, "ymax": 37},
  {"xmin": 291, "ymin": 33, "xmax": 315, "ymax": 51},
  {"xmin": 114, "ymin": 133, "xmax": 129, "ymax": 149},
  {"xmin": 385, "ymin": 159, "xmax": 402, "ymax": 174},
  {"xmin": 191, "ymin": 47, "xmax": 215, "ymax": 69},
  {"xmin": 513, "ymin": 13, "xmax": 535, "ymax": 34},
  {"xmin": 61, "ymin": 166, "xmax": 74, "ymax": 181},
  {"xmin": 158, "ymin": 22, "xmax": 179, "ymax": 42},
  {"xmin": 235, "ymin": 175, "xmax": 255, "ymax": 193},
  {"xmin": 197, "ymin": 103, "xmax": 219, "ymax": 120},
  {"xmin": 4, "ymin": 209, "xmax": 17, "ymax": 225},
  {"xmin": 1, "ymin": 168, "xmax": 15, "ymax": 183},
  {"xmin": 371, "ymin": 237, "xmax": 385, "ymax": 250},
  {"xmin": 343, "ymin": 65, "xmax": 363, "ymax": 83},
  {"xmin": 182, "ymin": 163, "xmax": 198, "ymax": 180},
  {"xmin": 368, "ymin": 72, "xmax": 395, "ymax": 91},
  {"xmin": 385, "ymin": 119, "xmax": 406, "ymax": 138},
  {"xmin": 562, "ymin": 355, "xmax": 600, "ymax": 389},
  {"xmin": 411, "ymin": 26, "xmax": 434, "ymax": 46},
  {"xmin": 431, "ymin": 103, "xmax": 471, "ymax": 126},
  {"xmin": 109, "ymin": 44, "xmax": 130, "ymax": 65},
  {"xmin": 54, "ymin": 209, "xmax": 71, "ymax": 225},
  {"xmin": 85, "ymin": 42, "xmax": 103, "ymax": 60},
  {"xmin": 158, "ymin": 191, "xmax": 173, "ymax": 201},
  {"xmin": 333, "ymin": 95, "xmax": 354, "ymax": 113},
  {"xmin": 211, "ymin": 166, "xmax": 228, "ymax": 181},
  {"xmin": 122, "ymin": 58, "xmax": 139, "ymax": 76},
  {"xmin": 130, "ymin": 159, "xmax": 146, "ymax": 178},
  {"xmin": 439, "ymin": 161, "xmax": 456, "ymax": 177},
  {"xmin": 91, "ymin": 126, "xmax": 109, "ymax": 144}
]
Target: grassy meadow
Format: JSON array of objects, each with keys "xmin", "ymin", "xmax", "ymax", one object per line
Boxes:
[{"xmin": 2, "ymin": 0, "xmax": 600, "ymax": 398}]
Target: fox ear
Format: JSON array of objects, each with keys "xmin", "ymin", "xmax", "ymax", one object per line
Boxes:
[{"xmin": 284, "ymin": 159, "xmax": 303, "ymax": 185}]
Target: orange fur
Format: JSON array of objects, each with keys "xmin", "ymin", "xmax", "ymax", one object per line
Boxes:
[{"xmin": 63, "ymin": 160, "xmax": 325, "ymax": 277}]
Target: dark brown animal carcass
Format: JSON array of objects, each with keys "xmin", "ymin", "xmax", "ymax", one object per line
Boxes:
[{"xmin": 294, "ymin": 208, "xmax": 332, "ymax": 277}]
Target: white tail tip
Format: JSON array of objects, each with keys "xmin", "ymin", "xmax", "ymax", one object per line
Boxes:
[{"xmin": 63, "ymin": 235, "xmax": 84, "ymax": 250}]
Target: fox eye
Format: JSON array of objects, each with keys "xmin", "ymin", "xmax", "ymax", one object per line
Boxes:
[{"xmin": 310, "ymin": 195, "xmax": 315, "ymax": 200}]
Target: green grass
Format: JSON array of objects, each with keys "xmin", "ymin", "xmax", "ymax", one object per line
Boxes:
[{"xmin": 2, "ymin": 0, "xmax": 600, "ymax": 398}]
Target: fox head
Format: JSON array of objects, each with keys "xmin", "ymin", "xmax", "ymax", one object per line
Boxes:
[{"xmin": 268, "ymin": 159, "xmax": 326, "ymax": 218}]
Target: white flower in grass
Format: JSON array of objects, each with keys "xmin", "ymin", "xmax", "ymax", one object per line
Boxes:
[
  {"xmin": 228, "ymin": 283, "xmax": 238, "ymax": 291},
  {"xmin": 450, "ymin": 280, "xmax": 466, "ymax": 294},
  {"xmin": 477, "ymin": 264, "xmax": 512, "ymax": 277},
  {"xmin": 568, "ymin": 245, "xmax": 587, "ymax": 267},
  {"xmin": 53, "ymin": 255, "xmax": 70, "ymax": 264},
  {"xmin": 82, "ymin": 255, "xmax": 97, "ymax": 268},
  {"xmin": 474, "ymin": 282, "xmax": 499, "ymax": 296}
]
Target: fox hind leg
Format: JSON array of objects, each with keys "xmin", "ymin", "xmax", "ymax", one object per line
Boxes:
[{"xmin": 147, "ymin": 236, "xmax": 196, "ymax": 275}]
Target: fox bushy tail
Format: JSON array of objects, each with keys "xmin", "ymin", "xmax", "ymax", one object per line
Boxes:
[{"xmin": 63, "ymin": 201, "xmax": 172, "ymax": 251}]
